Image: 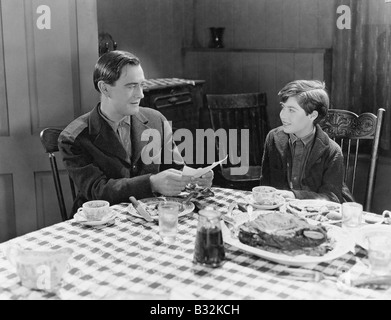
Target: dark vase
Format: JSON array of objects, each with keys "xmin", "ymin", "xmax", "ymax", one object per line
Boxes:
[{"xmin": 209, "ymin": 27, "xmax": 225, "ymax": 48}]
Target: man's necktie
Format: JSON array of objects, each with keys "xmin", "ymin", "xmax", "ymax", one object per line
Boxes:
[{"xmin": 118, "ymin": 122, "xmax": 131, "ymax": 162}]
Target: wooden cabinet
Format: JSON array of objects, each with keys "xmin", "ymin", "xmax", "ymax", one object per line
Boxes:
[{"xmin": 141, "ymin": 78, "xmax": 205, "ymax": 131}]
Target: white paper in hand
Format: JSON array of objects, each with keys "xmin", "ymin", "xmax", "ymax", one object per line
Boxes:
[{"xmin": 182, "ymin": 155, "xmax": 228, "ymax": 178}]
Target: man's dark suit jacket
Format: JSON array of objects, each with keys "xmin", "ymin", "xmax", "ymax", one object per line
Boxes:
[{"xmin": 58, "ymin": 104, "xmax": 184, "ymax": 214}]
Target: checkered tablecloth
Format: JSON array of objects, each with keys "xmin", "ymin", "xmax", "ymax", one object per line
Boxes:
[{"xmin": 0, "ymin": 188, "xmax": 390, "ymax": 300}]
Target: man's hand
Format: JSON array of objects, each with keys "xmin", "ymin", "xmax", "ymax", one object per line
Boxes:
[
  {"xmin": 150, "ymin": 169, "xmax": 189, "ymax": 196},
  {"xmin": 191, "ymin": 170, "xmax": 214, "ymax": 188},
  {"xmin": 276, "ymin": 189, "xmax": 295, "ymax": 200}
]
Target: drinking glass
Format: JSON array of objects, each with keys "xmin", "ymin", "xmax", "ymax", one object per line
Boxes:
[
  {"xmin": 341, "ymin": 202, "xmax": 363, "ymax": 229},
  {"xmin": 368, "ymin": 235, "xmax": 391, "ymax": 276},
  {"xmin": 158, "ymin": 201, "xmax": 180, "ymax": 244}
]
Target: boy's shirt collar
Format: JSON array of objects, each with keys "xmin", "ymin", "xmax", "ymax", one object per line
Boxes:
[{"xmin": 289, "ymin": 126, "xmax": 316, "ymax": 146}]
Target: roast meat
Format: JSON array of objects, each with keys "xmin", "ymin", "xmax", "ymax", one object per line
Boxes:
[{"xmin": 239, "ymin": 212, "xmax": 328, "ymax": 252}]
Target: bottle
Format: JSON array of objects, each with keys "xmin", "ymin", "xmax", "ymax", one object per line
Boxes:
[{"xmin": 193, "ymin": 209, "xmax": 225, "ymax": 267}]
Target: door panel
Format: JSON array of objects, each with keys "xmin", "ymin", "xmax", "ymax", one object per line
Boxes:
[{"xmin": 0, "ymin": 0, "xmax": 98, "ymax": 242}]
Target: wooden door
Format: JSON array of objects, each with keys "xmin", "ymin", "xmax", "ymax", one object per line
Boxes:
[{"xmin": 0, "ymin": 0, "xmax": 99, "ymax": 242}]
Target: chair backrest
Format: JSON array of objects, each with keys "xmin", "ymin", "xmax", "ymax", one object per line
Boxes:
[
  {"xmin": 206, "ymin": 92, "xmax": 269, "ymax": 168},
  {"xmin": 39, "ymin": 128, "xmax": 76, "ymax": 221},
  {"xmin": 319, "ymin": 108, "xmax": 385, "ymax": 212}
]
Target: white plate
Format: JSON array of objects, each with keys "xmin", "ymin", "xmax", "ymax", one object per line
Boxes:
[
  {"xmin": 363, "ymin": 211, "xmax": 384, "ymax": 224},
  {"xmin": 244, "ymin": 194, "xmax": 285, "ymax": 210},
  {"xmin": 221, "ymin": 219, "xmax": 355, "ymax": 267},
  {"xmin": 287, "ymin": 199, "xmax": 341, "ymax": 216},
  {"xmin": 126, "ymin": 197, "xmax": 195, "ymax": 220},
  {"xmin": 74, "ymin": 209, "xmax": 116, "ymax": 226},
  {"xmin": 354, "ymin": 224, "xmax": 391, "ymax": 250},
  {"xmin": 286, "ymin": 199, "xmax": 342, "ymax": 223}
]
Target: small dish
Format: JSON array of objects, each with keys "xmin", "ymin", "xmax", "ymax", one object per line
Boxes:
[
  {"xmin": 126, "ymin": 197, "xmax": 195, "ymax": 220},
  {"xmin": 244, "ymin": 194, "xmax": 285, "ymax": 210},
  {"xmin": 74, "ymin": 208, "xmax": 116, "ymax": 226}
]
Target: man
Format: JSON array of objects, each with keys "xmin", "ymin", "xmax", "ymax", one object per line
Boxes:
[
  {"xmin": 59, "ymin": 51, "xmax": 213, "ymax": 214},
  {"xmin": 260, "ymin": 80, "xmax": 353, "ymax": 203}
]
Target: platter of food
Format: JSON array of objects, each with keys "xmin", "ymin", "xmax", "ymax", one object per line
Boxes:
[
  {"xmin": 126, "ymin": 197, "xmax": 195, "ymax": 220},
  {"xmin": 286, "ymin": 199, "xmax": 342, "ymax": 224},
  {"xmin": 221, "ymin": 211, "xmax": 355, "ymax": 266}
]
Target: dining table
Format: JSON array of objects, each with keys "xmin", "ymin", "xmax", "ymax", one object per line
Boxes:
[{"xmin": 0, "ymin": 187, "xmax": 390, "ymax": 300}]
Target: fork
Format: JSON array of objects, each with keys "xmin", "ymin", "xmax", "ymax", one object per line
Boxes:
[{"xmin": 280, "ymin": 268, "xmax": 339, "ymax": 283}]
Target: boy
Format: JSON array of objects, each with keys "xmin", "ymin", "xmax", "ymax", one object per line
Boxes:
[{"xmin": 260, "ymin": 80, "xmax": 353, "ymax": 203}]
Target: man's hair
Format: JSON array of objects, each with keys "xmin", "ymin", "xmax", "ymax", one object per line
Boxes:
[
  {"xmin": 278, "ymin": 80, "xmax": 329, "ymax": 124},
  {"xmin": 93, "ymin": 50, "xmax": 140, "ymax": 92}
]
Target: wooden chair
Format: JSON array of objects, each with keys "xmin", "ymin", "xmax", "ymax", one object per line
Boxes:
[
  {"xmin": 319, "ymin": 108, "xmax": 385, "ymax": 212},
  {"xmin": 206, "ymin": 92, "xmax": 269, "ymax": 191},
  {"xmin": 39, "ymin": 128, "xmax": 76, "ymax": 221}
]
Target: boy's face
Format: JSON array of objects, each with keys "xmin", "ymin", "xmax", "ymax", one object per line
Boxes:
[
  {"xmin": 279, "ymin": 96, "xmax": 317, "ymax": 138},
  {"xmin": 106, "ymin": 64, "xmax": 145, "ymax": 119}
]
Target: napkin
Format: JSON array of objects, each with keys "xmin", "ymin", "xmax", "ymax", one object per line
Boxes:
[{"xmin": 182, "ymin": 155, "xmax": 228, "ymax": 178}]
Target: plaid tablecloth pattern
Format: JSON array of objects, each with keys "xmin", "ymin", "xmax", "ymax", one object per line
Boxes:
[{"xmin": 0, "ymin": 187, "xmax": 390, "ymax": 300}]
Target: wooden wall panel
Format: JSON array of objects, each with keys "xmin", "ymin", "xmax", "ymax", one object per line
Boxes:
[
  {"xmin": 0, "ymin": 174, "xmax": 16, "ymax": 243},
  {"xmin": 299, "ymin": 0, "xmax": 319, "ymax": 48},
  {"xmin": 282, "ymin": 1, "xmax": 300, "ymax": 48},
  {"xmin": 0, "ymin": 0, "xmax": 98, "ymax": 242},
  {"xmin": 232, "ymin": 0, "xmax": 249, "ymax": 49},
  {"xmin": 187, "ymin": 0, "xmax": 336, "ymax": 50},
  {"xmin": 264, "ymin": 0, "xmax": 284, "ymax": 48},
  {"xmin": 183, "ymin": 49, "xmax": 331, "ymax": 128},
  {"xmin": 0, "ymin": 3, "xmax": 9, "ymax": 136},
  {"xmin": 242, "ymin": 53, "xmax": 260, "ymax": 93},
  {"xmin": 247, "ymin": 0, "xmax": 266, "ymax": 49},
  {"xmin": 26, "ymin": 0, "xmax": 79, "ymax": 133}
]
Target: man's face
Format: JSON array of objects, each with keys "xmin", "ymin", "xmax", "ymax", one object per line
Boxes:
[
  {"xmin": 279, "ymin": 96, "xmax": 317, "ymax": 138},
  {"xmin": 106, "ymin": 64, "xmax": 145, "ymax": 119}
]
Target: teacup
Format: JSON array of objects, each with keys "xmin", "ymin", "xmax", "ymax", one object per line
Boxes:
[
  {"xmin": 78, "ymin": 200, "xmax": 110, "ymax": 221},
  {"xmin": 6, "ymin": 245, "xmax": 73, "ymax": 293},
  {"xmin": 252, "ymin": 186, "xmax": 277, "ymax": 205}
]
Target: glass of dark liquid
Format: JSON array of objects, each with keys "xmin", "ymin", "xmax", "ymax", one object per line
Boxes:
[{"xmin": 193, "ymin": 209, "xmax": 225, "ymax": 268}]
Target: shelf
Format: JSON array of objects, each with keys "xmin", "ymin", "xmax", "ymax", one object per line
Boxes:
[{"xmin": 182, "ymin": 47, "xmax": 332, "ymax": 54}]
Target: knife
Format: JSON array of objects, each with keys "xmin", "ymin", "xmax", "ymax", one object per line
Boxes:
[
  {"xmin": 351, "ymin": 275, "xmax": 391, "ymax": 288},
  {"xmin": 129, "ymin": 196, "xmax": 153, "ymax": 222}
]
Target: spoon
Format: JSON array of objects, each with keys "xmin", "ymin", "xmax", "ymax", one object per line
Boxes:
[{"xmin": 247, "ymin": 204, "xmax": 254, "ymax": 220}]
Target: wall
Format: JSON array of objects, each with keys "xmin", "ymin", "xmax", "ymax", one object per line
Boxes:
[
  {"xmin": 95, "ymin": 0, "xmax": 391, "ymax": 214},
  {"xmin": 0, "ymin": 0, "xmax": 98, "ymax": 242},
  {"xmin": 97, "ymin": 0, "xmax": 189, "ymax": 79},
  {"xmin": 97, "ymin": 0, "xmax": 336, "ymax": 128}
]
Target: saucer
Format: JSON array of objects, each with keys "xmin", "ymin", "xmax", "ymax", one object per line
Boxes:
[
  {"xmin": 74, "ymin": 209, "xmax": 116, "ymax": 226},
  {"xmin": 244, "ymin": 194, "xmax": 285, "ymax": 210}
]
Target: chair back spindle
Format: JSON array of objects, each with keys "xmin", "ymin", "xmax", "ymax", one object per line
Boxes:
[
  {"xmin": 206, "ymin": 92, "xmax": 269, "ymax": 191},
  {"xmin": 40, "ymin": 128, "xmax": 76, "ymax": 221},
  {"xmin": 319, "ymin": 108, "xmax": 385, "ymax": 212}
]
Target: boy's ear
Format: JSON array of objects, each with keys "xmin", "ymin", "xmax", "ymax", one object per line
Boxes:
[{"xmin": 310, "ymin": 110, "xmax": 319, "ymax": 121}]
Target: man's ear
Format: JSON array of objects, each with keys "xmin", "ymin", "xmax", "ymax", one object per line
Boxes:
[{"xmin": 97, "ymin": 81, "xmax": 110, "ymax": 97}]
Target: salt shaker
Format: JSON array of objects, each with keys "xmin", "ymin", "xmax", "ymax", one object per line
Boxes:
[{"xmin": 193, "ymin": 209, "xmax": 225, "ymax": 267}]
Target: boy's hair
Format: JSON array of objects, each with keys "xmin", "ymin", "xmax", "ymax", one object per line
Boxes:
[
  {"xmin": 278, "ymin": 80, "xmax": 329, "ymax": 124},
  {"xmin": 93, "ymin": 50, "xmax": 140, "ymax": 92}
]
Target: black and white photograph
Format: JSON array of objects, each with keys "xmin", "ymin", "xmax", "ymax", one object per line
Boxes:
[{"xmin": 0, "ymin": 0, "xmax": 391, "ymax": 303}]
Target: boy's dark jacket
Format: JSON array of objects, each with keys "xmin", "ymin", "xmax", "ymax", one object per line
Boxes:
[{"xmin": 260, "ymin": 125, "xmax": 354, "ymax": 203}]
